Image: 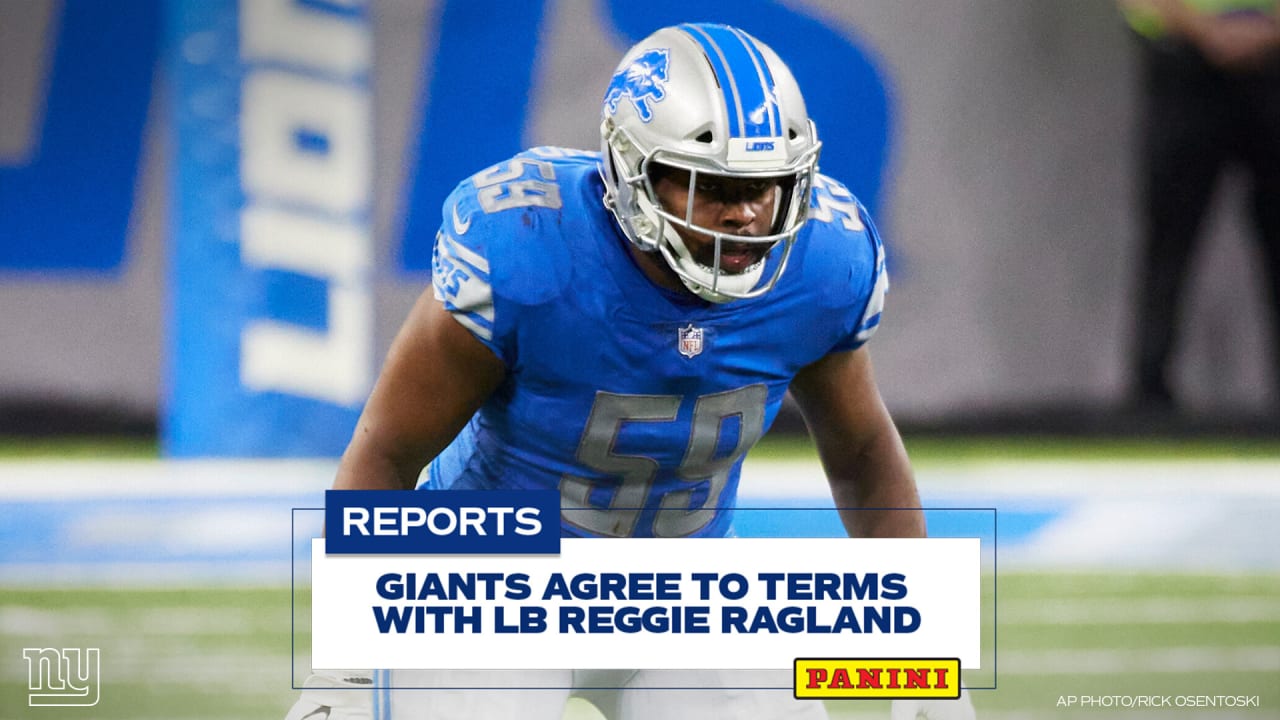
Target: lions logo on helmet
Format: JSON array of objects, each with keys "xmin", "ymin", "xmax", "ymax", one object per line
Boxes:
[
  {"xmin": 599, "ymin": 24, "xmax": 822, "ymax": 304},
  {"xmin": 603, "ymin": 48, "xmax": 670, "ymax": 123}
]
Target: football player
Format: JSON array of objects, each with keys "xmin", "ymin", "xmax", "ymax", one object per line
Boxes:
[{"xmin": 287, "ymin": 22, "xmax": 974, "ymax": 720}]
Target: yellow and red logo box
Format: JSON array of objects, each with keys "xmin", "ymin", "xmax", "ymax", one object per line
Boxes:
[{"xmin": 794, "ymin": 658, "xmax": 961, "ymax": 699}]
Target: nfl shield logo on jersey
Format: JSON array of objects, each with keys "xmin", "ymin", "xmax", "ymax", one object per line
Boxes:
[{"xmin": 678, "ymin": 324, "xmax": 704, "ymax": 358}]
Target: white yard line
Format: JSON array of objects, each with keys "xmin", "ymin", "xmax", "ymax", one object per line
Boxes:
[
  {"xmin": 0, "ymin": 459, "xmax": 337, "ymax": 499},
  {"xmin": 741, "ymin": 458, "xmax": 1280, "ymax": 499},
  {"xmin": 0, "ymin": 561, "xmax": 298, "ymax": 586},
  {"xmin": 0, "ymin": 605, "xmax": 283, "ymax": 636},
  {"xmin": 997, "ymin": 597, "xmax": 1279, "ymax": 625},
  {"xmin": 1, "ymin": 457, "xmax": 1276, "ymax": 499},
  {"xmin": 996, "ymin": 646, "xmax": 1280, "ymax": 675}
]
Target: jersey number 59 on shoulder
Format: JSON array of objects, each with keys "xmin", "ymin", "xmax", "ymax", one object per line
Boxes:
[
  {"xmin": 809, "ymin": 175, "xmax": 865, "ymax": 231},
  {"xmin": 559, "ymin": 385, "xmax": 767, "ymax": 537},
  {"xmin": 472, "ymin": 158, "xmax": 563, "ymax": 213}
]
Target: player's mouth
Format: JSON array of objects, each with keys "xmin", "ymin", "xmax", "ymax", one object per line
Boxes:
[{"xmin": 710, "ymin": 240, "xmax": 772, "ymax": 274}]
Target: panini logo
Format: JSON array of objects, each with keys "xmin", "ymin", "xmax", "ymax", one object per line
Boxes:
[{"xmin": 794, "ymin": 658, "xmax": 960, "ymax": 699}]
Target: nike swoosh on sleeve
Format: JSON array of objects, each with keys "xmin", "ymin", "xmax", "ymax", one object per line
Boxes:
[{"xmin": 451, "ymin": 203, "xmax": 471, "ymax": 235}]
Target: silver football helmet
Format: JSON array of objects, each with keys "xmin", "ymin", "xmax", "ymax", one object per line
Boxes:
[{"xmin": 600, "ymin": 23, "xmax": 821, "ymax": 303}]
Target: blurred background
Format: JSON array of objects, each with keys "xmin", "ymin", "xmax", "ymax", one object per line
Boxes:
[
  {"xmin": 2, "ymin": 0, "xmax": 1277, "ymax": 442},
  {"xmin": 1, "ymin": 0, "xmax": 1277, "ymax": 718}
]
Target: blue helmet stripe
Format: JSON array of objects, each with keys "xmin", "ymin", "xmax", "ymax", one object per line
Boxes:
[
  {"xmin": 679, "ymin": 24, "xmax": 743, "ymax": 137},
  {"xmin": 699, "ymin": 25, "xmax": 775, "ymax": 137},
  {"xmin": 681, "ymin": 24, "xmax": 780, "ymax": 138},
  {"xmin": 701, "ymin": 25, "xmax": 774, "ymax": 137},
  {"xmin": 726, "ymin": 26, "xmax": 781, "ymax": 135}
]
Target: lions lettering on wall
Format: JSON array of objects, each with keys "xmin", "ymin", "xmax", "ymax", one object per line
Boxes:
[{"xmin": 167, "ymin": 0, "xmax": 374, "ymax": 455}]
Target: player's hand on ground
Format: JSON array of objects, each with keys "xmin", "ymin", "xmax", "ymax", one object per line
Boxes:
[
  {"xmin": 890, "ymin": 687, "xmax": 976, "ymax": 720},
  {"xmin": 284, "ymin": 669, "xmax": 374, "ymax": 720}
]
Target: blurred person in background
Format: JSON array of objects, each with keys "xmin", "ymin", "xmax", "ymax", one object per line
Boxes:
[{"xmin": 1121, "ymin": 0, "xmax": 1280, "ymax": 413}]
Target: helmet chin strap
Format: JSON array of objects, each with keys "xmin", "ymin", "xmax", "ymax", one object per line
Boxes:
[
  {"xmin": 625, "ymin": 169, "xmax": 771, "ymax": 303},
  {"xmin": 657, "ymin": 221, "xmax": 767, "ymax": 303}
]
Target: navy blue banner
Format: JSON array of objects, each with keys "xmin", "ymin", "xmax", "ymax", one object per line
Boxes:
[{"xmin": 325, "ymin": 490, "xmax": 561, "ymax": 555}]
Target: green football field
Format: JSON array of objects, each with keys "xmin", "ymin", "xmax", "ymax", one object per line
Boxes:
[
  {"xmin": 2, "ymin": 436, "xmax": 1277, "ymax": 719},
  {"xmin": 2, "ymin": 574, "xmax": 1276, "ymax": 719}
]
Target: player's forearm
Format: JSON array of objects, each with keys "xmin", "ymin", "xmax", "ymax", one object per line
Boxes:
[
  {"xmin": 332, "ymin": 431, "xmax": 425, "ymax": 491},
  {"xmin": 824, "ymin": 428, "xmax": 925, "ymax": 539}
]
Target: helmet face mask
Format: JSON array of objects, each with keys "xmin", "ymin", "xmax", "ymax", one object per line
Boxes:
[
  {"xmin": 647, "ymin": 162, "xmax": 798, "ymax": 286},
  {"xmin": 600, "ymin": 23, "xmax": 822, "ymax": 303}
]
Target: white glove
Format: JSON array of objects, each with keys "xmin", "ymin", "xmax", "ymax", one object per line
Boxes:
[
  {"xmin": 284, "ymin": 669, "xmax": 375, "ymax": 720},
  {"xmin": 890, "ymin": 687, "xmax": 976, "ymax": 720}
]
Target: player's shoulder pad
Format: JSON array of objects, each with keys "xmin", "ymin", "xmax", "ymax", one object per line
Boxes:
[
  {"xmin": 435, "ymin": 149, "xmax": 587, "ymax": 308},
  {"xmin": 797, "ymin": 174, "xmax": 887, "ymax": 321}
]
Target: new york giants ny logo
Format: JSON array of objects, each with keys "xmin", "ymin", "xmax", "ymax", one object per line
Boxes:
[{"xmin": 23, "ymin": 648, "xmax": 100, "ymax": 707}]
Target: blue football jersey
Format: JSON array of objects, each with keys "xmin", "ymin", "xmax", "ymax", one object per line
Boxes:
[{"xmin": 424, "ymin": 147, "xmax": 887, "ymax": 538}]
